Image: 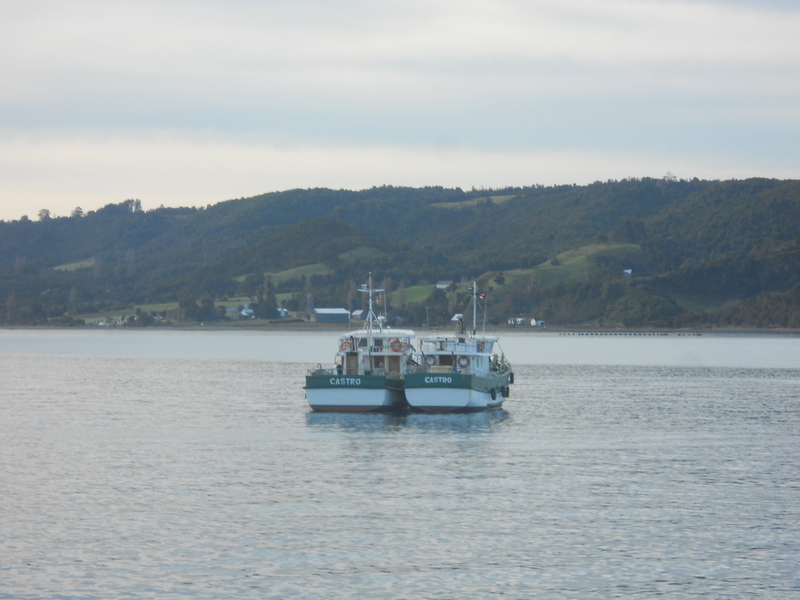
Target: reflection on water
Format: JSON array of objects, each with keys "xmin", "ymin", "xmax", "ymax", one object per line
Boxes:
[
  {"xmin": 305, "ymin": 409, "xmax": 510, "ymax": 433},
  {"xmin": 1, "ymin": 331, "xmax": 799, "ymax": 599}
]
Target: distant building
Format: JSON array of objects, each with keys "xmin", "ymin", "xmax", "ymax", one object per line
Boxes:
[
  {"xmin": 507, "ymin": 317, "xmax": 545, "ymax": 327},
  {"xmin": 351, "ymin": 309, "xmax": 365, "ymax": 320},
  {"xmin": 311, "ymin": 308, "xmax": 351, "ymax": 323},
  {"xmin": 436, "ymin": 280, "xmax": 453, "ymax": 290}
]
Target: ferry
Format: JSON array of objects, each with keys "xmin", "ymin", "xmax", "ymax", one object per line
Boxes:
[
  {"xmin": 304, "ymin": 276, "xmax": 417, "ymax": 412},
  {"xmin": 404, "ymin": 284, "xmax": 513, "ymax": 412}
]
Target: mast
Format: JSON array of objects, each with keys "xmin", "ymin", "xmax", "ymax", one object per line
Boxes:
[
  {"xmin": 472, "ymin": 281, "xmax": 477, "ymax": 335},
  {"xmin": 359, "ymin": 272, "xmax": 384, "ymax": 350}
]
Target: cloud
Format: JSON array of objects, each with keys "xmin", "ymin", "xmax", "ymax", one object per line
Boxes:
[{"xmin": 0, "ymin": 0, "xmax": 798, "ymax": 220}]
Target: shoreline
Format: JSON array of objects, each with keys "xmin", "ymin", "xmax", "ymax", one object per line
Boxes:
[{"xmin": 2, "ymin": 324, "xmax": 799, "ymax": 337}]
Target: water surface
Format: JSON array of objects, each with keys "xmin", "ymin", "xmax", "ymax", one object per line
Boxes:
[{"xmin": 1, "ymin": 330, "xmax": 798, "ymax": 598}]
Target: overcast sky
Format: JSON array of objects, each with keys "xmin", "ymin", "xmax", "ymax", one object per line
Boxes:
[{"xmin": 1, "ymin": 0, "xmax": 798, "ymax": 220}]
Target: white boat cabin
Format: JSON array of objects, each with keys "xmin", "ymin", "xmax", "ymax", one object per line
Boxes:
[
  {"xmin": 336, "ymin": 328, "xmax": 416, "ymax": 376},
  {"xmin": 417, "ymin": 335, "xmax": 499, "ymax": 377}
]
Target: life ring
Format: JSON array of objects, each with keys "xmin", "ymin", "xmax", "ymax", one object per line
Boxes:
[
  {"xmin": 425, "ymin": 355, "xmax": 436, "ymax": 366},
  {"xmin": 458, "ymin": 356, "xmax": 470, "ymax": 368},
  {"xmin": 390, "ymin": 338, "xmax": 402, "ymax": 351},
  {"xmin": 339, "ymin": 339, "xmax": 352, "ymax": 352}
]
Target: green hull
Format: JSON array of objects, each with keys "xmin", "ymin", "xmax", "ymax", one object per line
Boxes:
[{"xmin": 304, "ymin": 374, "xmax": 387, "ymax": 390}]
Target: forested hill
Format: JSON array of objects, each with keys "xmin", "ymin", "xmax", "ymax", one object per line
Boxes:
[{"xmin": 1, "ymin": 177, "xmax": 798, "ymax": 328}]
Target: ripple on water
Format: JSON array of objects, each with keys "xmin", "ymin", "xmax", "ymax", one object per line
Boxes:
[{"xmin": 1, "ymin": 349, "xmax": 798, "ymax": 598}]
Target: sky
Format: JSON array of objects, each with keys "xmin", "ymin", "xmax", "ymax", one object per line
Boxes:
[{"xmin": 1, "ymin": 0, "xmax": 799, "ymax": 221}]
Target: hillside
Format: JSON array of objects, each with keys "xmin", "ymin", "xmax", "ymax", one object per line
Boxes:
[{"xmin": 1, "ymin": 178, "xmax": 798, "ymax": 328}]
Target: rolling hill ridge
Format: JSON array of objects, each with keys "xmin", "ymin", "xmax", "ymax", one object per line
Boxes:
[{"xmin": 1, "ymin": 178, "xmax": 798, "ymax": 328}]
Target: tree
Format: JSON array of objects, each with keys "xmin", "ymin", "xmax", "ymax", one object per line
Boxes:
[
  {"xmin": 346, "ymin": 278, "xmax": 357, "ymax": 311},
  {"xmin": 123, "ymin": 199, "xmax": 143, "ymax": 213},
  {"xmin": 38, "ymin": 209, "xmax": 51, "ymax": 221},
  {"xmin": 71, "ymin": 207, "xmax": 84, "ymax": 218},
  {"xmin": 178, "ymin": 298, "xmax": 197, "ymax": 322},
  {"xmin": 251, "ymin": 298, "xmax": 279, "ymax": 319},
  {"xmin": 68, "ymin": 287, "xmax": 79, "ymax": 312},
  {"xmin": 611, "ymin": 216, "xmax": 646, "ymax": 243},
  {"xmin": 6, "ymin": 291, "xmax": 16, "ymax": 323},
  {"xmin": 381, "ymin": 277, "xmax": 393, "ymax": 310},
  {"xmin": 126, "ymin": 248, "xmax": 137, "ymax": 278}
]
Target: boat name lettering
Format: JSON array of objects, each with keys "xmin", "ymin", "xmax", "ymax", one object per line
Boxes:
[
  {"xmin": 424, "ymin": 376, "xmax": 452, "ymax": 384},
  {"xmin": 329, "ymin": 377, "xmax": 362, "ymax": 386}
]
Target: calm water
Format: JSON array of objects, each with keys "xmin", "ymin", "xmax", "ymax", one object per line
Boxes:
[{"xmin": 1, "ymin": 330, "xmax": 799, "ymax": 599}]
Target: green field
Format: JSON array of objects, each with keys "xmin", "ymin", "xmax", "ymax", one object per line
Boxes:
[
  {"xmin": 486, "ymin": 243, "xmax": 643, "ymax": 289},
  {"xmin": 53, "ymin": 258, "xmax": 96, "ymax": 271},
  {"xmin": 338, "ymin": 246, "xmax": 387, "ymax": 262},
  {"xmin": 431, "ymin": 195, "xmax": 516, "ymax": 209},
  {"xmin": 383, "ymin": 244, "xmax": 642, "ymax": 304},
  {"xmin": 391, "ymin": 284, "xmax": 436, "ymax": 304},
  {"xmin": 270, "ymin": 264, "xmax": 333, "ymax": 283},
  {"xmin": 75, "ymin": 243, "xmax": 643, "ymax": 323},
  {"xmin": 232, "ymin": 264, "xmax": 333, "ymax": 285}
]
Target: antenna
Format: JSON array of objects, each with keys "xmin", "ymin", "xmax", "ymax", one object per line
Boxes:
[{"xmin": 358, "ymin": 272, "xmax": 385, "ymax": 349}]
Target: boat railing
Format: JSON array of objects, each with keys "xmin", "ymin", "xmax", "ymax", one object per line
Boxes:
[
  {"xmin": 407, "ymin": 364, "xmax": 458, "ymax": 375},
  {"xmin": 308, "ymin": 366, "xmax": 336, "ymax": 376},
  {"xmin": 489, "ymin": 360, "xmax": 511, "ymax": 377},
  {"xmin": 368, "ymin": 345, "xmax": 409, "ymax": 354}
]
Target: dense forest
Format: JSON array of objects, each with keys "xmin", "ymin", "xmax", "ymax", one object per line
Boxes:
[{"xmin": 1, "ymin": 177, "xmax": 799, "ymax": 328}]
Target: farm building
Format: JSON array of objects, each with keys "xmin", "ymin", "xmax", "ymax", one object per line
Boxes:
[{"xmin": 311, "ymin": 308, "xmax": 351, "ymax": 323}]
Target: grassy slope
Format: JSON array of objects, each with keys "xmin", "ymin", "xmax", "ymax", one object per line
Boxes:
[
  {"xmin": 74, "ymin": 243, "xmax": 721, "ymax": 323},
  {"xmin": 430, "ymin": 195, "xmax": 516, "ymax": 209},
  {"xmin": 52, "ymin": 258, "xmax": 96, "ymax": 271},
  {"xmin": 486, "ymin": 243, "xmax": 643, "ymax": 288},
  {"xmin": 392, "ymin": 284, "xmax": 436, "ymax": 304}
]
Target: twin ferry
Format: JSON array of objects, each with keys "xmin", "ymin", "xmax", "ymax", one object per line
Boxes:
[{"xmin": 304, "ymin": 279, "xmax": 514, "ymax": 413}]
